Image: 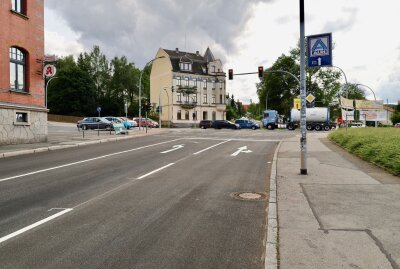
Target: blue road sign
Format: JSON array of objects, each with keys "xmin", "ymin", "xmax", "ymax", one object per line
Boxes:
[
  {"xmin": 307, "ymin": 33, "xmax": 332, "ymax": 67},
  {"xmin": 96, "ymin": 106, "xmax": 101, "ymax": 113}
]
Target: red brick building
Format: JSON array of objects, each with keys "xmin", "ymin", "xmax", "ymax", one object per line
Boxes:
[{"xmin": 0, "ymin": 0, "xmax": 47, "ymax": 144}]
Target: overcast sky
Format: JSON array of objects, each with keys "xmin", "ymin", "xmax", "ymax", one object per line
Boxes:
[{"xmin": 45, "ymin": 0, "xmax": 400, "ymax": 104}]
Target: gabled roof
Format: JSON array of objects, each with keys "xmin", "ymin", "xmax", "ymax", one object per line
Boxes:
[
  {"xmin": 164, "ymin": 49, "xmax": 209, "ymax": 75},
  {"xmin": 204, "ymin": 47, "xmax": 215, "ymax": 62}
]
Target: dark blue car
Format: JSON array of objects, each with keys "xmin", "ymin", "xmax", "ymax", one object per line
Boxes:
[{"xmin": 234, "ymin": 119, "xmax": 260, "ymax": 130}]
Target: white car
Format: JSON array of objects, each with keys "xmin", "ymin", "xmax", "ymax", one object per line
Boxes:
[{"xmin": 120, "ymin": 117, "xmax": 138, "ymax": 127}]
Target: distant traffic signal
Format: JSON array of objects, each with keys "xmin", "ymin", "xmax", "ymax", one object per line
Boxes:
[
  {"xmin": 258, "ymin": 66, "xmax": 264, "ymax": 78},
  {"xmin": 228, "ymin": 69, "xmax": 233, "ymax": 80}
]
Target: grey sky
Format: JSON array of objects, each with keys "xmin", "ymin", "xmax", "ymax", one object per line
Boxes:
[{"xmin": 45, "ymin": 0, "xmax": 400, "ymax": 104}]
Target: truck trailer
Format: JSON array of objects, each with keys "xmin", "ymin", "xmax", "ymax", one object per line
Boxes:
[{"xmin": 287, "ymin": 107, "xmax": 334, "ymax": 131}]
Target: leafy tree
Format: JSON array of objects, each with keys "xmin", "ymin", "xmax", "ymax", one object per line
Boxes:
[{"xmin": 48, "ymin": 56, "xmax": 96, "ymax": 116}]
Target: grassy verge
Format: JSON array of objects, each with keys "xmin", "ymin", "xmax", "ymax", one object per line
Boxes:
[{"xmin": 328, "ymin": 128, "xmax": 400, "ymax": 175}]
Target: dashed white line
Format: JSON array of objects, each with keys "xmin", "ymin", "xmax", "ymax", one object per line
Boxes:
[
  {"xmin": 193, "ymin": 140, "xmax": 231, "ymax": 155},
  {"xmin": 0, "ymin": 138, "xmax": 182, "ymax": 183},
  {"xmin": 0, "ymin": 208, "xmax": 73, "ymax": 244},
  {"xmin": 137, "ymin": 163, "xmax": 175, "ymax": 179}
]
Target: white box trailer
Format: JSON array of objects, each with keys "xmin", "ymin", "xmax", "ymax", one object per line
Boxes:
[{"xmin": 287, "ymin": 107, "xmax": 334, "ymax": 131}]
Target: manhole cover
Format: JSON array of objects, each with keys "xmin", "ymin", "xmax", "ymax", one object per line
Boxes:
[{"xmin": 231, "ymin": 192, "xmax": 267, "ymax": 201}]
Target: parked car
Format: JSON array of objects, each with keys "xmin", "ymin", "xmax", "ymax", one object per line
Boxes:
[
  {"xmin": 199, "ymin": 120, "xmax": 213, "ymax": 129},
  {"xmin": 235, "ymin": 119, "xmax": 260, "ymax": 130},
  {"xmin": 120, "ymin": 117, "xmax": 138, "ymax": 128},
  {"xmin": 211, "ymin": 120, "xmax": 240, "ymax": 130},
  {"xmin": 104, "ymin": 116, "xmax": 132, "ymax": 129},
  {"xmin": 77, "ymin": 117, "xmax": 112, "ymax": 130},
  {"xmin": 395, "ymin": 123, "xmax": 400, "ymax": 128},
  {"xmin": 133, "ymin": 117, "xmax": 154, "ymax": 128}
]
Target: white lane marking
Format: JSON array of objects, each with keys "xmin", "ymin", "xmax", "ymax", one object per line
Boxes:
[
  {"xmin": 0, "ymin": 138, "xmax": 182, "ymax": 183},
  {"xmin": 0, "ymin": 208, "xmax": 73, "ymax": 244},
  {"xmin": 137, "ymin": 163, "xmax": 175, "ymax": 179},
  {"xmin": 231, "ymin": 146, "xmax": 253, "ymax": 157},
  {"xmin": 160, "ymin": 144, "xmax": 184, "ymax": 154},
  {"xmin": 193, "ymin": 140, "xmax": 231, "ymax": 155}
]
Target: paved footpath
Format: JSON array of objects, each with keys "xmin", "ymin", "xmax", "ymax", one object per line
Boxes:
[{"xmin": 273, "ymin": 132, "xmax": 400, "ymax": 269}]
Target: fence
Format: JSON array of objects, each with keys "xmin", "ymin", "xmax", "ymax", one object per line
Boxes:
[{"xmin": 48, "ymin": 114, "xmax": 83, "ymax": 123}]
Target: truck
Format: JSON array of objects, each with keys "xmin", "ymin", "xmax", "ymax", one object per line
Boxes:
[
  {"xmin": 262, "ymin": 110, "xmax": 280, "ymax": 130},
  {"xmin": 287, "ymin": 107, "xmax": 333, "ymax": 131}
]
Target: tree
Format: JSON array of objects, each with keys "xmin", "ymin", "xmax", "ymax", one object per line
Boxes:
[{"xmin": 48, "ymin": 56, "xmax": 96, "ymax": 116}]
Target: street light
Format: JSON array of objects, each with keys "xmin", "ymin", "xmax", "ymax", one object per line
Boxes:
[
  {"xmin": 45, "ymin": 76, "xmax": 58, "ymax": 108},
  {"xmin": 138, "ymin": 56, "xmax": 165, "ymax": 130},
  {"xmin": 354, "ymin": 83, "xmax": 376, "ymax": 100}
]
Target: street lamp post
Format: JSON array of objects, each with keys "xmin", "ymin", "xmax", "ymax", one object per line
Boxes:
[
  {"xmin": 45, "ymin": 76, "xmax": 58, "ymax": 108},
  {"xmin": 138, "ymin": 56, "xmax": 165, "ymax": 130},
  {"xmin": 355, "ymin": 83, "xmax": 378, "ymax": 127},
  {"xmin": 158, "ymin": 87, "xmax": 170, "ymax": 129}
]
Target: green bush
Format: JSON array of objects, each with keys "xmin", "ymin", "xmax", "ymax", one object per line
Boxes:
[{"xmin": 329, "ymin": 128, "xmax": 400, "ymax": 175}]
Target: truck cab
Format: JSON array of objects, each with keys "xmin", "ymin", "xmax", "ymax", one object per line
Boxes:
[{"xmin": 262, "ymin": 110, "xmax": 279, "ymax": 130}]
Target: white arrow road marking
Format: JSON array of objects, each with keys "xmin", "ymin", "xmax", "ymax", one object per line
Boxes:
[
  {"xmin": 231, "ymin": 146, "xmax": 252, "ymax": 157},
  {"xmin": 160, "ymin": 145, "xmax": 184, "ymax": 154}
]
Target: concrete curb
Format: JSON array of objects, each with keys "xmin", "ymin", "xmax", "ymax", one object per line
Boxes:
[{"xmin": 265, "ymin": 140, "xmax": 282, "ymax": 269}]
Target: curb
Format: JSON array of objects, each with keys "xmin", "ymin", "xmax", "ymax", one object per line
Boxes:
[{"xmin": 265, "ymin": 140, "xmax": 282, "ymax": 269}]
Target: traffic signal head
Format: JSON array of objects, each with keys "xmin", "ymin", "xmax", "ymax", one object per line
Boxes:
[
  {"xmin": 228, "ymin": 69, "xmax": 233, "ymax": 80},
  {"xmin": 258, "ymin": 66, "xmax": 264, "ymax": 78}
]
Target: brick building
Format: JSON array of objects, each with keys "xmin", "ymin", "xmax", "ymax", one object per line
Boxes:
[{"xmin": 0, "ymin": 0, "xmax": 47, "ymax": 144}]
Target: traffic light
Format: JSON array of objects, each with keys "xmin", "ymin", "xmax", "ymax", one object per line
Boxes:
[
  {"xmin": 228, "ymin": 69, "xmax": 233, "ymax": 80},
  {"xmin": 258, "ymin": 66, "xmax": 264, "ymax": 78}
]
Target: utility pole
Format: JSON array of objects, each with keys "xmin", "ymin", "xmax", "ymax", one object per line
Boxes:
[{"xmin": 299, "ymin": 0, "xmax": 307, "ymax": 175}]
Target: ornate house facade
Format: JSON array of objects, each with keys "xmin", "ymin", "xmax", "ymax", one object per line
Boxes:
[{"xmin": 150, "ymin": 47, "xmax": 227, "ymax": 127}]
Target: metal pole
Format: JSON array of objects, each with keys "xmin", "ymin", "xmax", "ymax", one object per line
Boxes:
[
  {"xmin": 45, "ymin": 76, "xmax": 57, "ymax": 108},
  {"xmin": 159, "ymin": 88, "xmax": 162, "ymax": 129},
  {"xmin": 332, "ymin": 66, "xmax": 348, "ymax": 129},
  {"xmin": 354, "ymin": 83, "xmax": 377, "ymax": 127},
  {"xmin": 299, "ymin": 0, "xmax": 307, "ymax": 175},
  {"xmin": 138, "ymin": 56, "xmax": 165, "ymax": 131}
]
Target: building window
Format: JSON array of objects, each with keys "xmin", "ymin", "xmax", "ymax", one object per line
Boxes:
[
  {"xmin": 11, "ymin": 0, "xmax": 25, "ymax": 14},
  {"xmin": 193, "ymin": 94, "xmax": 197, "ymax": 103},
  {"xmin": 203, "ymin": 94, "xmax": 207, "ymax": 104},
  {"xmin": 193, "ymin": 79, "xmax": 197, "ymax": 87},
  {"xmin": 185, "ymin": 95, "xmax": 190, "ymax": 103},
  {"xmin": 177, "ymin": 93, "xmax": 182, "ymax": 102},
  {"xmin": 193, "ymin": 111, "xmax": 197, "ymax": 120},
  {"xmin": 212, "ymin": 95, "xmax": 216, "ymax": 104},
  {"xmin": 203, "ymin": 111, "xmax": 208, "ymax": 120},
  {"xmin": 212, "ymin": 111, "xmax": 216, "ymax": 121},
  {"xmin": 185, "ymin": 111, "xmax": 190, "ymax": 120},
  {"xmin": 14, "ymin": 111, "xmax": 30, "ymax": 125},
  {"xmin": 177, "ymin": 110, "xmax": 182, "ymax": 120},
  {"xmin": 180, "ymin": 62, "xmax": 192, "ymax": 71},
  {"xmin": 220, "ymin": 94, "xmax": 223, "ymax": 104},
  {"xmin": 176, "ymin": 76, "xmax": 181, "ymax": 86},
  {"xmin": 212, "ymin": 81, "xmax": 216, "ymax": 90},
  {"xmin": 185, "ymin": 77, "xmax": 189, "ymax": 86},
  {"xmin": 203, "ymin": 80, "xmax": 207, "ymax": 89},
  {"xmin": 10, "ymin": 47, "xmax": 26, "ymax": 92},
  {"xmin": 220, "ymin": 82, "xmax": 223, "ymax": 89},
  {"xmin": 212, "ymin": 66, "xmax": 216, "ymax": 73}
]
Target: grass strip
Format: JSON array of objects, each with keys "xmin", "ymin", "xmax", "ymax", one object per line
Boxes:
[{"xmin": 328, "ymin": 128, "xmax": 400, "ymax": 175}]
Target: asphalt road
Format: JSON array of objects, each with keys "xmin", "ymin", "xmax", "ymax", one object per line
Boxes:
[{"xmin": 0, "ymin": 129, "xmax": 294, "ymax": 269}]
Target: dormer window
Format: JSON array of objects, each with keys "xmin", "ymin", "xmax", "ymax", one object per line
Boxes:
[{"xmin": 179, "ymin": 62, "xmax": 192, "ymax": 71}]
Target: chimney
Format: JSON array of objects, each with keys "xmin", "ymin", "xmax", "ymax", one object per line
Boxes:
[
  {"xmin": 175, "ymin": 48, "xmax": 179, "ymax": 52},
  {"xmin": 196, "ymin": 51, "xmax": 200, "ymax": 56}
]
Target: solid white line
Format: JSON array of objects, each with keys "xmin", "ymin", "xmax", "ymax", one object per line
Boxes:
[
  {"xmin": 0, "ymin": 138, "xmax": 182, "ymax": 183},
  {"xmin": 193, "ymin": 140, "xmax": 231, "ymax": 155},
  {"xmin": 137, "ymin": 163, "xmax": 175, "ymax": 179},
  {"xmin": 0, "ymin": 208, "xmax": 73, "ymax": 244}
]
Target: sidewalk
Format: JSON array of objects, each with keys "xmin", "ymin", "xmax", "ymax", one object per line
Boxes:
[
  {"xmin": 273, "ymin": 132, "xmax": 400, "ymax": 269},
  {"xmin": 0, "ymin": 122, "xmax": 168, "ymax": 158}
]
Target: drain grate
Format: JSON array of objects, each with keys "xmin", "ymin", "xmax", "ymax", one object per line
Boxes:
[{"xmin": 231, "ymin": 192, "xmax": 267, "ymax": 201}]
